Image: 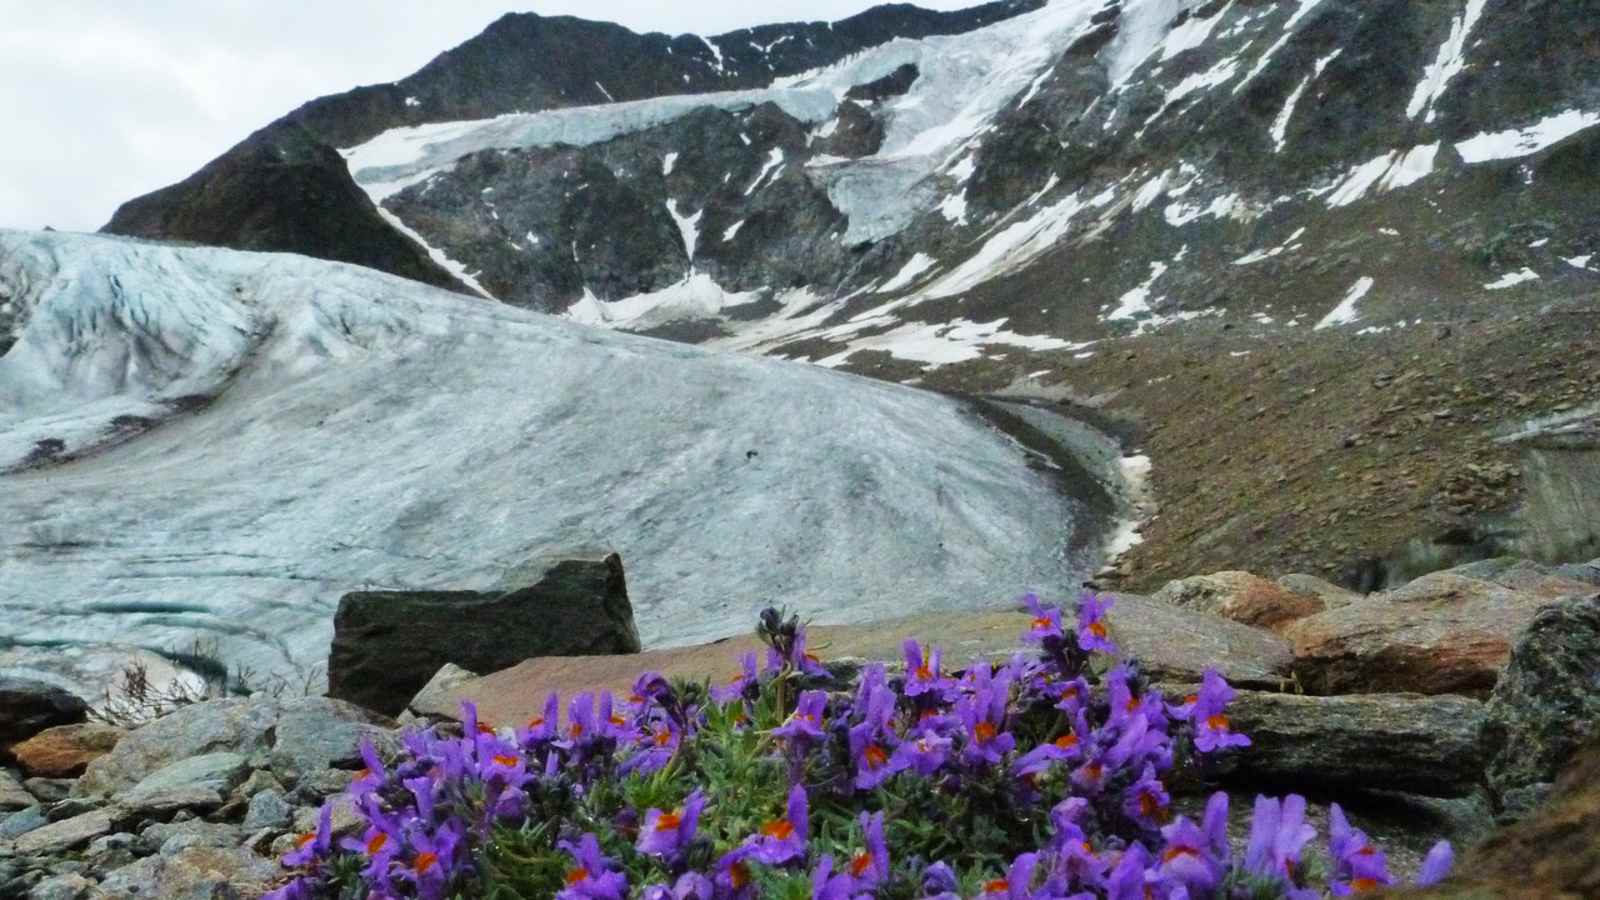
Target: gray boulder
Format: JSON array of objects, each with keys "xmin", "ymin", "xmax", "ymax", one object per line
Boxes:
[
  {"xmin": 74, "ymin": 696, "xmax": 393, "ymax": 799},
  {"xmin": 26, "ymin": 872, "xmax": 96, "ymax": 900},
  {"xmin": 1205, "ymin": 690, "xmax": 1486, "ymax": 797},
  {"xmin": 328, "ymin": 552, "xmax": 641, "ymax": 715},
  {"xmin": 0, "ymin": 679, "xmax": 87, "ymax": 755},
  {"xmin": 242, "ymin": 789, "xmax": 292, "ymax": 831},
  {"xmin": 1482, "ymin": 593, "xmax": 1600, "ymax": 818},
  {"xmin": 96, "ymin": 846, "xmax": 279, "ymax": 900},
  {"xmin": 1, "ymin": 769, "xmax": 33, "ymax": 812}
]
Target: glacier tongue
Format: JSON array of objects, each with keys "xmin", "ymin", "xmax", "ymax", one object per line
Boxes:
[{"xmin": 0, "ymin": 231, "xmax": 1095, "ymax": 684}]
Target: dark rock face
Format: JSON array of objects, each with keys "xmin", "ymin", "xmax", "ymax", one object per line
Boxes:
[
  {"xmin": 104, "ymin": 126, "xmax": 463, "ymax": 294},
  {"xmin": 99, "ymin": 1, "xmax": 1043, "ymax": 285},
  {"xmin": 0, "ymin": 679, "xmax": 87, "ymax": 759},
  {"xmin": 1481, "ymin": 593, "xmax": 1600, "ymax": 819},
  {"xmin": 327, "ymin": 553, "xmax": 641, "ymax": 716},
  {"xmin": 1208, "ymin": 691, "xmax": 1486, "ymax": 798}
]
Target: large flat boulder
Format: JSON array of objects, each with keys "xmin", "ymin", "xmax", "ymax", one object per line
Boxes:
[
  {"xmin": 1481, "ymin": 593, "xmax": 1600, "ymax": 818},
  {"xmin": 415, "ymin": 599, "xmax": 1293, "ymax": 725},
  {"xmin": 1285, "ymin": 571, "xmax": 1582, "ymax": 695},
  {"xmin": 0, "ymin": 678, "xmax": 87, "ymax": 757},
  {"xmin": 328, "ymin": 552, "xmax": 641, "ymax": 716},
  {"xmin": 1206, "ymin": 691, "xmax": 1486, "ymax": 798}
]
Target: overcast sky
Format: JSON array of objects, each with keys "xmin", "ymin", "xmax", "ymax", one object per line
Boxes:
[{"xmin": 0, "ymin": 1, "xmax": 978, "ymax": 233}]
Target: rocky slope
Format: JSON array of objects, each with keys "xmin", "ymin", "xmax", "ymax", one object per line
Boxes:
[{"xmin": 0, "ymin": 230, "xmax": 1109, "ymax": 687}]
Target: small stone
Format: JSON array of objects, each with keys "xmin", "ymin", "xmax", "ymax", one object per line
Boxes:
[
  {"xmin": 45, "ymin": 798, "xmax": 99, "ymax": 822},
  {"xmin": 24, "ymin": 872, "xmax": 95, "ymax": 900},
  {"xmin": 84, "ymin": 832, "xmax": 139, "ymax": 871},
  {"xmin": 0, "ymin": 769, "xmax": 33, "ymax": 812},
  {"xmin": 243, "ymin": 827, "xmax": 280, "ymax": 855},
  {"xmin": 23, "ymin": 778, "xmax": 74, "ymax": 804},
  {"xmin": 9, "ymin": 809, "xmax": 113, "ymax": 856},
  {"xmin": 291, "ymin": 794, "xmax": 362, "ymax": 840},
  {"xmin": 113, "ymin": 785, "xmax": 224, "ymax": 821},
  {"xmin": 115, "ymin": 752, "xmax": 248, "ymax": 808},
  {"xmin": 288, "ymin": 769, "xmax": 354, "ymax": 804},
  {"xmin": 1, "ymin": 805, "xmax": 48, "ymax": 840},
  {"xmin": 242, "ymin": 789, "xmax": 292, "ymax": 831}
]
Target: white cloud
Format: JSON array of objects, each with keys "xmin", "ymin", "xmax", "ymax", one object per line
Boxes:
[{"xmin": 0, "ymin": 1, "xmax": 975, "ymax": 232}]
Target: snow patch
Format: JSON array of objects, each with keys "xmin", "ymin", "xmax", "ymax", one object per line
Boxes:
[
  {"xmin": 722, "ymin": 219, "xmax": 746, "ymax": 242},
  {"xmin": 1108, "ymin": 262, "xmax": 1169, "ymax": 321},
  {"xmin": 1325, "ymin": 144, "xmax": 1438, "ymax": 207},
  {"xmin": 877, "ymin": 254, "xmax": 939, "ymax": 293},
  {"xmin": 1406, "ymin": 0, "xmax": 1490, "ymax": 122},
  {"xmin": 744, "ymin": 148, "xmax": 785, "ymax": 196},
  {"xmin": 662, "ymin": 152, "xmax": 679, "ymax": 176},
  {"xmin": 938, "ymin": 192, "xmax": 970, "ymax": 225},
  {"xmin": 1483, "ymin": 268, "xmax": 1540, "ymax": 290},
  {"xmin": 666, "ymin": 200, "xmax": 703, "ymax": 262},
  {"xmin": 1565, "ymin": 255, "xmax": 1594, "ymax": 270},
  {"xmin": 1234, "ymin": 0, "xmax": 1327, "ymax": 95},
  {"xmin": 1455, "ymin": 109, "xmax": 1600, "ymax": 163},
  {"xmin": 374, "ymin": 207, "xmax": 494, "ymax": 299},
  {"xmin": 1233, "ymin": 226, "xmax": 1307, "ymax": 265},
  {"xmin": 1314, "ymin": 276, "xmax": 1374, "ymax": 330}
]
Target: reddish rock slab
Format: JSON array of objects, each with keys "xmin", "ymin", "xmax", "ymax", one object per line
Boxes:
[
  {"xmin": 1152, "ymin": 571, "xmax": 1326, "ymax": 632},
  {"xmin": 1285, "ymin": 571, "xmax": 1579, "ymax": 696},
  {"xmin": 11, "ymin": 723, "xmax": 126, "ymax": 778},
  {"xmin": 416, "ymin": 599, "xmax": 1292, "ymax": 725}
]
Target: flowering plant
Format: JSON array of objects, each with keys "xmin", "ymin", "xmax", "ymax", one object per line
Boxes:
[{"xmin": 267, "ymin": 594, "xmax": 1453, "ymax": 899}]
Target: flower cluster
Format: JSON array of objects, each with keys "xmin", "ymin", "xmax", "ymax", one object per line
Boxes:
[{"xmin": 266, "ymin": 594, "xmax": 1454, "ymax": 899}]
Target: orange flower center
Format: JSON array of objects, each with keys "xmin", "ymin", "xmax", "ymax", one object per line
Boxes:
[
  {"xmin": 528, "ymin": 716, "xmax": 545, "ymax": 728},
  {"xmin": 366, "ymin": 833, "xmax": 388, "ymax": 855},
  {"xmin": 1205, "ymin": 713, "xmax": 1231, "ymax": 732},
  {"xmin": 654, "ymin": 727, "xmax": 673, "ymax": 747},
  {"xmin": 1031, "ymin": 616, "xmax": 1053, "ymax": 631},
  {"xmin": 984, "ymin": 879, "xmax": 1010, "ymax": 893},
  {"xmin": 476, "ymin": 722, "xmax": 495, "ymax": 735},
  {"xmin": 414, "ymin": 851, "xmax": 438, "ymax": 874},
  {"xmin": 915, "ymin": 663, "xmax": 933, "ymax": 680},
  {"xmin": 1084, "ymin": 762, "xmax": 1104, "ymax": 782},
  {"xmin": 294, "ymin": 832, "xmax": 316, "ymax": 848},
  {"xmin": 761, "ymin": 819, "xmax": 795, "ymax": 840},
  {"xmin": 865, "ymin": 744, "xmax": 889, "ymax": 769},
  {"xmin": 975, "ymin": 721, "xmax": 998, "ymax": 743},
  {"xmin": 851, "ymin": 852, "xmax": 874, "ymax": 877},
  {"xmin": 1088, "ymin": 621, "xmax": 1108, "ymax": 638},
  {"xmin": 565, "ymin": 867, "xmax": 590, "ymax": 885},
  {"xmin": 1352, "ymin": 877, "xmax": 1380, "ymax": 892},
  {"xmin": 569, "ymin": 722, "xmax": 585, "ymax": 737},
  {"xmin": 1183, "ymin": 694, "xmax": 1199, "ymax": 707},
  {"xmin": 1055, "ymin": 733, "xmax": 1079, "ymax": 750},
  {"xmin": 610, "ymin": 714, "xmax": 628, "ymax": 727},
  {"xmin": 1126, "ymin": 696, "xmax": 1141, "ymax": 712},
  {"xmin": 1138, "ymin": 791, "xmax": 1167, "ymax": 820},
  {"xmin": 729, "ymin": 862, "xmax": 751, "ymax": 889},
  {"xmin": 355, "ymin": 767, "xmax": 372, "ymax": 781},
  {"xmin": 629, "ymin": 693, "xmax": 645, "ymax": 704},
  {"xmin": 492, "ymin": 754, "xmax": 519, "ymax": 767},
  {"xmin": 656, "ymin": 811, "xmax": 682, "ymax": 831},
  {"xmin": 1162, "ymin": 845, "xmax": 1199, "ymax": 863}
]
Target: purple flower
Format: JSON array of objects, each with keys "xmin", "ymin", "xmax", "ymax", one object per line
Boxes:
[
  {"xmin": 556, "ymin": 833, "xmax": 629, "ymax": 900},
  {"xmin": 749, "ymin": 784, "xmax": 809, "ymax": 865},
  {"xmin": 1122, "ymin": 764, "xmax": 1172, "ymax": 830},
  {"xmin": 1191, "ymin": 670, "xmax": 1250, "ymax": 753},
  {"xmin": 262, "ymin": 878, "xmax": 319, "ymax": 900},
  {"xmin": 810, "ymin": 855, "xmax": 856, "ymax": 900},
  {"xmin": 904, "ymin": 639, "xmax": 956, "ymax": 699},
  {"xmin": 1244, "ymin": 794, "xmax": 1317, "ymax": 885},
  {"xmin": 715, "ymin": 847, "xmax": 758, "ymax": 900},
  {"xmin": 1013, "ymin": 715, "xmax": 1087, "ymax": 779},
  {"xmin": 847, "ymin": 811, "xmax": 890, "ymax": 888},
  {"xmin": 921, "ymin": 861, "xmax": 962, "ymax": 900},
  {"xmin": 849, "ymin": 685, "xmax": 905, "ymax": 789},
  {"xmin": 891, "ymin": 731, "xmax": 952, "ymax": 777},
  {"xmin": 712, "ymin": 652, "xmax": 760, "ymax": 704},
  {"xmin": 643, "ymin": 872, "xmax": 714, "ymax": 900},
  {"xmin": 1325, "ymin": 803, "xmax": 1396, "ymax": 895},
  {"xmin": 1416, "ymin": 840, "xmax": 1454, "ymax": 887},
  {"xmin": 1076, "ymin": 593, "xmax": 1117, "ymax": 655},
  {"xmin": 281, "ymin": 801, "xmax": 333, "ymax": 867},
  {"xmin": 1023, "ymin": 593, "xmax": 1064, "ymax": 643},
  {"xmin": 958, "ymin": 678, "xmax": 1015, "ymax": 768},
  {"xmin": 979, "ymin": 853, "xmax": 1038, "ymax": 899},
  {"xmin": 1104, "ymin": 843, "xmax": 1154, "ymax": 900},
  {"xmin": 401, "ymin": 821, "xmax": 464, "ymax": 900},
  {"xmin": 1157, "ymin": 816, "xmax": 1223, "ymax": 895},
  {"xmin": 517, "ymin": 693, "xmax": 561, "ymax": 749},
  {"xmin": 637, "ymin": 789, "xmax": 707, "ymax": 860}
]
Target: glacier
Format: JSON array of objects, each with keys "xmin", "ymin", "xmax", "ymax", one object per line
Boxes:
[{"xmin": 0, "ymin": 231, "xmax": 1101, "ymax": 685}]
